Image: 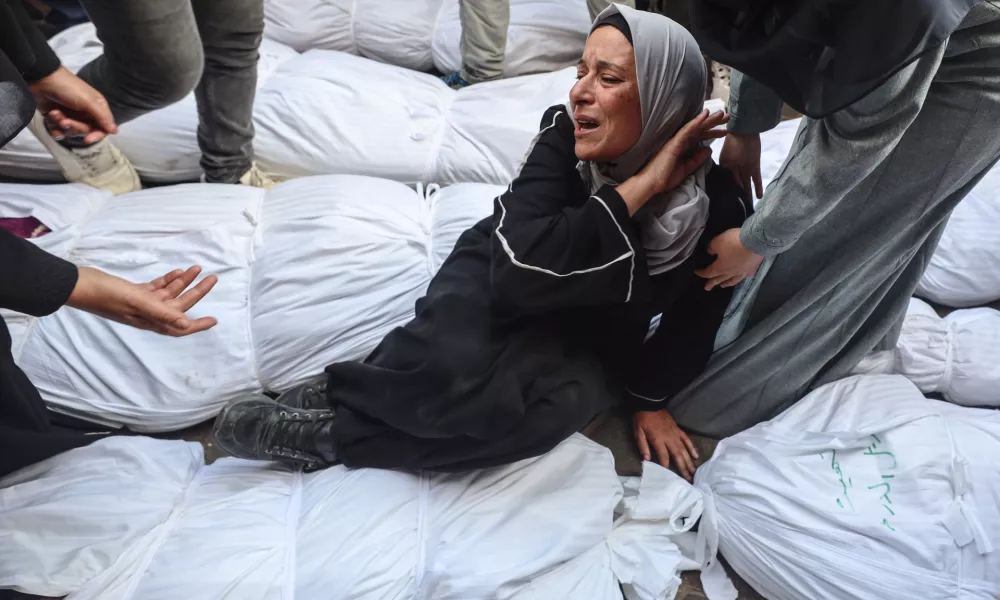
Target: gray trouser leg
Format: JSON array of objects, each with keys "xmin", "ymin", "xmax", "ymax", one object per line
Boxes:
[
  {"xmin": 76, "ymin": 0, "xmax": 204, "ymax": 123},
  {"xmin": 76, "ymin": 0, "xmax": 263, "ymax": 182},
  {"xmin": 587, "ymin": 0, "xmax": 635, "ymax": 22},
  {"xmin": 191, "ymin": 0, "xmax": 264, "ymax": 182},
  {"xmin": 458, "ymin": 0, "xmax": 509, "ymax": 83}
]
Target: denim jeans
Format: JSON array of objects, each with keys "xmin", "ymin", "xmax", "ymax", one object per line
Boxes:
[{"xmin": 76, "ymin": 0, "xmax": 264, "ymax": 182}]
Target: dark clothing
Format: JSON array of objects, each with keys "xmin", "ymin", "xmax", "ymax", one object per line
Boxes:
[
  {"xmin": 74, "ymin": 0, "xmax": 265, "ymax": 182},
  {"xmin": 0, "ymin": 0, "xmax": 264, "ymax": 182},
  {"xmin": 0, "ymin": 1, "xmax": 97, "ymax": 479},
  {"xmin": 0, "ymin": 229, "xmax": 104, "ymax": 478},
  {"xmin": 327, "ymin": 105, "xmax": 751, "ymax": 471},
  {"xmin": 0, "ymin": 0, "xmax": 59, "ymax": 148},
  {"xmin": 689, "ymin": 0, "xmax": 980, "ymax": 118},
  {"xmin": 0, "ymin": 0, "xmax": 61, "ymax": 83}
]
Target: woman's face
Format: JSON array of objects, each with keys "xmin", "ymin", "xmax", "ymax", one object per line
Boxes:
[{"xmin": 569, "ymin": 26, "xmax": 642, "ymax": 163}]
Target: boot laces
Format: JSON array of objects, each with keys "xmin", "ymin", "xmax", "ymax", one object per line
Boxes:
[
  {"xmin": 267, "ymin": 410, "xmax": 333, "ymax": 467},
  {"xmin": 302, "ymin": 382, "xmax": 328, "ymax": 409}
]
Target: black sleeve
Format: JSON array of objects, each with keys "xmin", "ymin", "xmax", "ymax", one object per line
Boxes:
[
  {"xmin": 489, "ymin": 105, "xmax": 650, "ymax": 315},
  {"xmin": 0, "ymin": 228, "xmax": 78, "ymax": 316},
  {"xmin": 1, "ymin": 0, "xmax": 61, "ymax": 82},
  {"xmin": 624, "ymin": 164, "xmax": 753, "ymax": 413}
]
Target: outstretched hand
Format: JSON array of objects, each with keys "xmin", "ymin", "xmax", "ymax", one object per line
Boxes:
[
  {"xmin": 67, "ymin": 266, "xmax": 219, "ymax": 336},
  {"xmin": 633, "ymin": 409, "xmax": 699, "ymax": 481}
]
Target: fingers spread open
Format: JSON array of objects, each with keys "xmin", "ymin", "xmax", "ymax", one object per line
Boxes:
[
  {"xmin": 172, "ymin": 274, "xmax": 218, "ymax": 312},
  {"xmin": 147, "ymin": 269, "xmax": 186, "ymax": 292},
  {"xmin": 163, "ymin": 316, "xmax": 218, "ymax": 337},
  {"xmin": 161, "ymin": 266, "xmax": 202, "ymax": 299}
]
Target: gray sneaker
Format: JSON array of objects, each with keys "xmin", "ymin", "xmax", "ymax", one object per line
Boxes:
[
  {"xmin": 27, "ymin": 112, "xmax": 141, "ymax": 196},
  {"xmin": 213, "ymin": 394, "xmax": 339, "ymax": 471}
]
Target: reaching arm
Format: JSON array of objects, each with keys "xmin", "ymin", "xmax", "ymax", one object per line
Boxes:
[
  {"xmin": 726, "ymin": 69, "xmax": 784, "ymax": 136},
  {"xmin": 739, "ymin": 44, "xmax": 946, "ymax": 257},
  {"xmin": 0, "ymin": 0, "xmax": 61, "ymax": 82},
  {"xmin": 0, "ymin": 228, "xmax": 78, "ymax": 316}
]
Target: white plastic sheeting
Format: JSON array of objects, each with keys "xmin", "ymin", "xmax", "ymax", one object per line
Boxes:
[
  {"xmin": 0, "ymin": 433, "xmax": 709, "ymax": 600},
  {"xmin": 895, "ymin": 298, "xmax": 1000, "ymax": 407},
  {"xmin": 917, "ymin": 165, "xmax": 1000, "ymax": 307},
  {"xmin": 695, "ymin": 375, "xmax": 1000, "ymax": 600},
  {"xmin": 2, "ymin": 177, "xmax": 500, "ymax": 429},
  {"xmin": 263, "ymin": 0, "xmax": 591, "ymax": 77},
  {"xmin": 0, "ymin": 24, "xmax": 299, "ymax": 183}
]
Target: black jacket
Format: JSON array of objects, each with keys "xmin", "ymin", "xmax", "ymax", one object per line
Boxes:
[
  {"xmin": 1, "ymin": 0, "xmax": 60, "ymax": 146},
  {"xmin": 689, "ymin": 0, "xmax": 980, "ymax": 117},
  {"xmin": 328, "ymin": 106, "xmax": 752, "ymax": 471}
]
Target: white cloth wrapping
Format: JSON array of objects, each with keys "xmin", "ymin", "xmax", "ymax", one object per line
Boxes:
[
  {"xmin": 250, "ymin": 176, "xmax": 433, "ymax": 392},
  {"xmin": 917, "ymin": 164, "xmax": 1000, "ymax": 307},
  {"xmin": 252, "ymin": 50, "xmax": 453, "ymax": 185},
  {"xmin": 0, "ymin": 182, "xmax": 110, "ymax": 354},
  {"xmin": 1, "ymin": 177, "xmax": 502, "ymax": 428},
  {"xmin": 895, "ymin": 298, "xmax": 1000, "ymax": 407},
  {"xmin": 0, "ymin": 24, "xmax": 298, "ymax": 183},
  {"xmin": 430, "ymin": 0, "xmax": 592, "ymax": 78},
  {"xmin": 262, "ymin": 0, "xmax": 591, "ymax": 77},
  {"xmin": 16, "ymin": 184, "xmax": 265, "ymax": 430},
  {"xmin": 695, "ymin": 374, "xmax": 1000, "ymax": 600},
  {"xmin": 0, "ymin": 433, "xmax": 712, "ymax": 600},
  {"xmin": 0, "ymin": 22, "xmax": 742, "ymax": 188},
  {"xmin": 432, "ymin": 68, "xmax": 579, "ymax": 185}
]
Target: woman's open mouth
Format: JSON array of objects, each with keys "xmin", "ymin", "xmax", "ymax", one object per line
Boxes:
[{"xmin": 575, "ymin": 117, "xmax": 600, "ymax": 137}]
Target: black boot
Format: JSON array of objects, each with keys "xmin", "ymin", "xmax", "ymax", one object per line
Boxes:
[
  {"xmin": 213, "ymin": 394, "xmax": 339, "ymax": 471},
  {"xmin": 274, "ymin": 375, "xmax": 329, "ymax": 410}
]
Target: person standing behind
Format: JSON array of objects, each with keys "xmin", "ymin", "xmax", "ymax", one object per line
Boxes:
[
  {"xmin": 667, "ymin": 0, "xmax": 1000, "ymax": 437},
  {"xmin": 20, "ymin": 0, "xmax": 274, "ymax": 194},
  {"xmin": 441, "ymin": 0, "xmax": 636, "ymax": 89}
]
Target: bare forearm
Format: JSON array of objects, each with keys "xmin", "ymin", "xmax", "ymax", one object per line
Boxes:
[{"xmin": 616, "ymin": 172, "xmax": 658, "ymax": 216}]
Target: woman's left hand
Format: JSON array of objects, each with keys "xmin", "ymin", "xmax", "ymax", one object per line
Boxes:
[
  {"xmin": 633, "ymin": 409, "xmax": 699, "ymax": 481},
  {"xmin": 695, "ymin": 228, "xmax": 764, "ymax": 291}
]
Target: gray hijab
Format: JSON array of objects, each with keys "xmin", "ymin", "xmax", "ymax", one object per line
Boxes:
[{"xmin": 576, "ymin": 4, "xmax": 709, "ymax": 276}]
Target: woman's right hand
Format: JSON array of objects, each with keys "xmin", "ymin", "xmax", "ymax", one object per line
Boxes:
[
  {"xmin": 644, "ymin": 109, "xmax": 730, "ymax": 195},
  {"xmin": 618, "ymin": 110, "xmax": 730, "ymax": 215}
]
